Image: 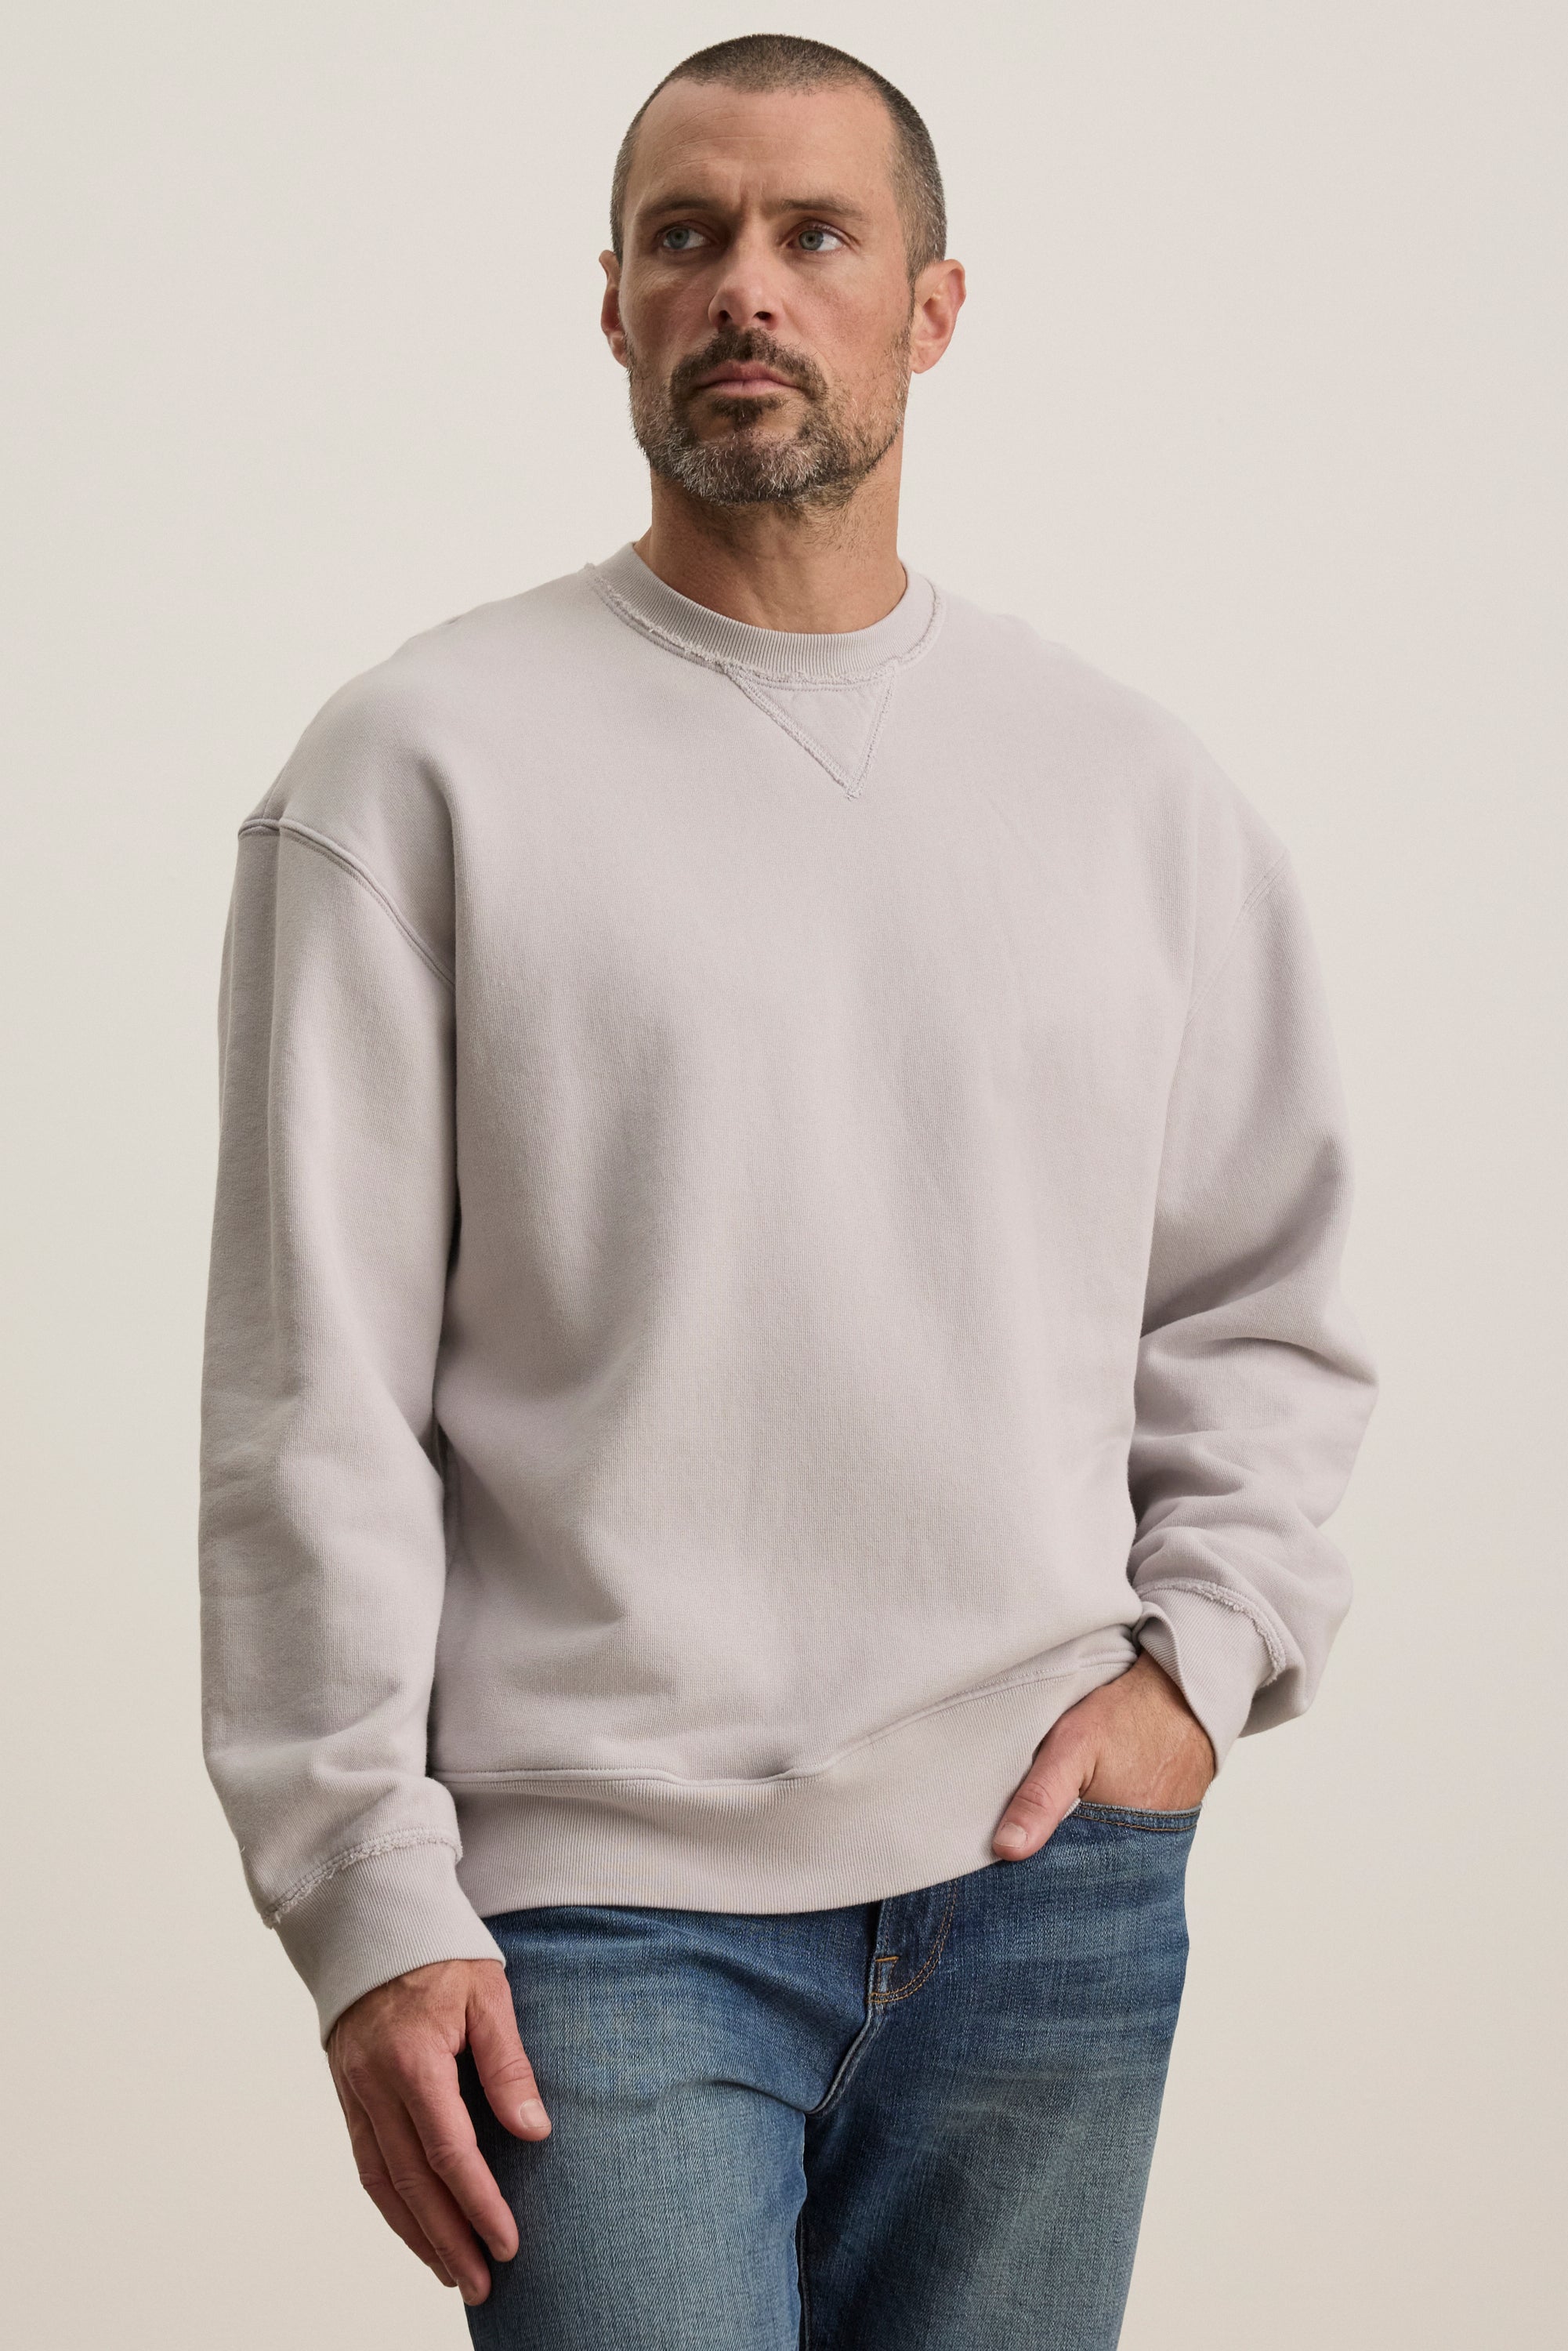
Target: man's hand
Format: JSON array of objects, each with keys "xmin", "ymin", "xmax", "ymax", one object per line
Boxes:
[
  {"xmin": 325, "ymin": 1957, "xmax": 549, "ymax": 2308},
  {"xmin": 992, "ymin": 1653, "xmax": 1216, "ymax": 1860}
]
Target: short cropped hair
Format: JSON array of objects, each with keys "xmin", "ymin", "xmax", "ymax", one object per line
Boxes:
[{"xmin": 610, "ymin": 33, "xmax": 947, "ymax": 281}]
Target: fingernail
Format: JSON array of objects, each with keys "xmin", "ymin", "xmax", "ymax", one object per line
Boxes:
[
  {"xmin": 520, "ymin": 2098, "xmax": 548, "ymax": 2129},
  {"xmin": 994, "ymin": 1824, "xmax": 1027, "ymax": 1854}
]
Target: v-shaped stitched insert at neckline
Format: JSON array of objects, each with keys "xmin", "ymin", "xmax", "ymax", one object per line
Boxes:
[{"xmin": 585, "ymin": 542, "xmax": 944, "ymax": 796}]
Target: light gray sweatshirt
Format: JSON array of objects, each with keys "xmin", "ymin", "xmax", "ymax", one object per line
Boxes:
[{"xmin": 199, "ymin": 545, "xmax": 1376, "ymax": 2043}]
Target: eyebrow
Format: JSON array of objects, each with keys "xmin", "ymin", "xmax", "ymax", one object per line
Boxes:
[{"xmin": 639, "ymin": 191, "xmax": 872, "ymax": 224}]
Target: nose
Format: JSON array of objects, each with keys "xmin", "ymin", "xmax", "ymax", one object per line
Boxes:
[{"xmin": 706, "ymin": 230, "xmax": 782, "ymax": 335}]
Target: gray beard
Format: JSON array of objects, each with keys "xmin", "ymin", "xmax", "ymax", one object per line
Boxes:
[{"xmin": 625, "ymin": 328, "xmax": 910, "ymax": 513}]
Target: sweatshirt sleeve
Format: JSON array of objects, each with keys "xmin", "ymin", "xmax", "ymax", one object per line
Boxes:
[
  {"xmin": 198, "ymin": 795, "xmax": 505, "ymax": 2047},
  {"xmin": 1128, "ymin": 851, "xmax": 1378, "ymax": 1767}
]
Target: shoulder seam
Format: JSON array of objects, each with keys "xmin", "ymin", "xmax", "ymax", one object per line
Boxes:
[
  {"xmin": 237, "ymin": 815, "xmax": 454, "ymax": 991},
  {"xmin": 1181, "ymin": 849, "xmax": 1290, "ymax": 1036}
]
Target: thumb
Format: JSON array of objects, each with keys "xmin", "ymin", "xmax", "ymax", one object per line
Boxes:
[
  {"xmin": 465, "ymin": 1965, "xmax": 552, "ymax": 2142},
  {"xmin": 992, "ymin": 1728, "xmax": 1089, "ymax": 1860}
]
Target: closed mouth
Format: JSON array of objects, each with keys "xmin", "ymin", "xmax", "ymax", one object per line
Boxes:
[{"xmin": 696, "ymin": 365, "xmax": 798, "ymax": 392}]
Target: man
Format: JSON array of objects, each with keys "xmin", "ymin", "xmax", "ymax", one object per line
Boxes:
[{"xmin": 199, "ymin": 33, "xmax": 1376, "ymax": 2349}]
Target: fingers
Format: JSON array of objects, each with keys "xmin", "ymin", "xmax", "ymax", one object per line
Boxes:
[
  {"xmin": 337, "ymin": 2078, "xmax": 458, "ymax": 2289},
  {"xmin": 328, "ymin": 2024, "xmax": 520, "ymax": 2307},
  {"xmin": 351, "ymin": 2077, "xmax": 496, "ymax": 2305},
  {"xmin": 992, "ymin": 1657, "xmax": 1219, "ymax": 1855},
  {"xmin": 466, "ymin": 1972, "xmax": 551, "ymax": 2141},
  {"xmin": 992, "ymin": 1725, "xmax": 1088, "ymax": 1860},
  {"xmin": 324, "ymin": 1962, "xmax": 534, "ymax": 2308},
  {"xmin": 393, "ymin": 2054, "xmax": 521, "ymax": 2284}
]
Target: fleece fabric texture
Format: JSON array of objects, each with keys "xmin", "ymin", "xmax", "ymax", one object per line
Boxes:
[{"xmin": 198, "ymin": 545, "xmax": 1377, "ymax": 2042}]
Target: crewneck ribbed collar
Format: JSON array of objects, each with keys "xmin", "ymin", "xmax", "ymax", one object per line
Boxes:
[{"xmin": 586, "ymin": 542, "xmax": 941, "ymax": 686}]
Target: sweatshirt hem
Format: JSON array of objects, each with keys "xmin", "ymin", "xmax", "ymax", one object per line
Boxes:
[{"xmin": 447, "ymin": 1642, "xmax": 1138, "ymax": 1922}]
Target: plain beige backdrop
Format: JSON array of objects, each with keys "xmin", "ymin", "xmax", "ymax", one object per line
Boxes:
[{"xmin": 3, "ymin": 3, "xmax": 1564, "ymax": 2343}]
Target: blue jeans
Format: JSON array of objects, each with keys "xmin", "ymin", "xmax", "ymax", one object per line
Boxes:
[{"xmin": 457, "ymin": 1800, "xmax": 1198, "ymax": 2349}]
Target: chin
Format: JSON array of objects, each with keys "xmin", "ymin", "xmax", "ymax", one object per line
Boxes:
[{"xmin": 703, "ymin": 397, "xmax": 791, "ymax": 431}]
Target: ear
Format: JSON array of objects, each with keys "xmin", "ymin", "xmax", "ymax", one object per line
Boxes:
[
  {"xmin": 599, "ymin": 251, "xmax": 628, "ymax": 368},
  {"xmin": 909, "ymin": 258, "xmax": 966, "ymax": 375}
]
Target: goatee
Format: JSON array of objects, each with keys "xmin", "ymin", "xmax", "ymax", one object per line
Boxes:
[{"xmin": 625, "ymin": 325, "xmax": 910, "ymax": 513}]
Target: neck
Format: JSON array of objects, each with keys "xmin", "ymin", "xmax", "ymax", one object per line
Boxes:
[{"xmin": 633, "ymin": 439, "xmax": 907, "ymax": 634}]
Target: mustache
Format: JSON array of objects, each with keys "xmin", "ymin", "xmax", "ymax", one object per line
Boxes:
[{"xmin": 668, "ymin": 328, "xmax": 827, "ymax": 405}]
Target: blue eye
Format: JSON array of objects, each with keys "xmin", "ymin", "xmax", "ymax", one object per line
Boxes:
[
  {"xmin": 659, "ymin": 225, "xmax": 705, "ymax": 252},
  {"xmin": 798, "ymin": 226, "xmax": 844, "ymax": 253}
]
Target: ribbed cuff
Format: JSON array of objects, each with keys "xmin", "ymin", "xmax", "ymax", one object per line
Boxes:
[
  {"xmin": 271, "ymin": 1838, "xmax": 509, "ymax": 2046},
  {"xmin": 1135, "ymin": 1586, "xmax": 1275, "ymax": 1770}
]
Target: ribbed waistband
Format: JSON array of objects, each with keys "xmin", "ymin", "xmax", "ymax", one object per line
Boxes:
[{"xmin": 447, "ymin": 1634, "xmax": 1137, "ymax": 1920}]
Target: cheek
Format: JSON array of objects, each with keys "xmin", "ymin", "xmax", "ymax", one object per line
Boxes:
[
  {"xmin": 621, "ymin": 277, "xmax": 711, "ymax": 359},
  {"xmin": 798, "ymin": 286, "xmax": 910, "ymax": 376}
]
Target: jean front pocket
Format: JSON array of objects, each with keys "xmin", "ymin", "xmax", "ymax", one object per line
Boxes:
[{"xmin": 1070, "ymin": 1798, "xmax": 1203, "ymax": 1833}]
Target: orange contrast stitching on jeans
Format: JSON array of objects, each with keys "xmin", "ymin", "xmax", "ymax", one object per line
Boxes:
[
  {"xmin": 869, "ymin": 1890, "xmax": 958, "ymax": 2005},
  {"xmin": 1073, "ymin": 1801, "xmax": 1200, "ymax": 1835}
]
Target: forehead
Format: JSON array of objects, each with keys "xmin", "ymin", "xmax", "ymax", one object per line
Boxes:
[{"xmin": 625, "ymin": 78, "xmax": 900, "ymax": 220}]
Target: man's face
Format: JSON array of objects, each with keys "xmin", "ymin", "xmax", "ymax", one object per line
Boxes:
[{"xmin": 602, "ymin": 80, "xmax": 945, "ymax": 509}]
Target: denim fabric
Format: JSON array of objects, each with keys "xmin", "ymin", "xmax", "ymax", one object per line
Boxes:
[{"xmin": 458, "ymin": 1799, "xmax": 1197, "ymax": 2349}]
